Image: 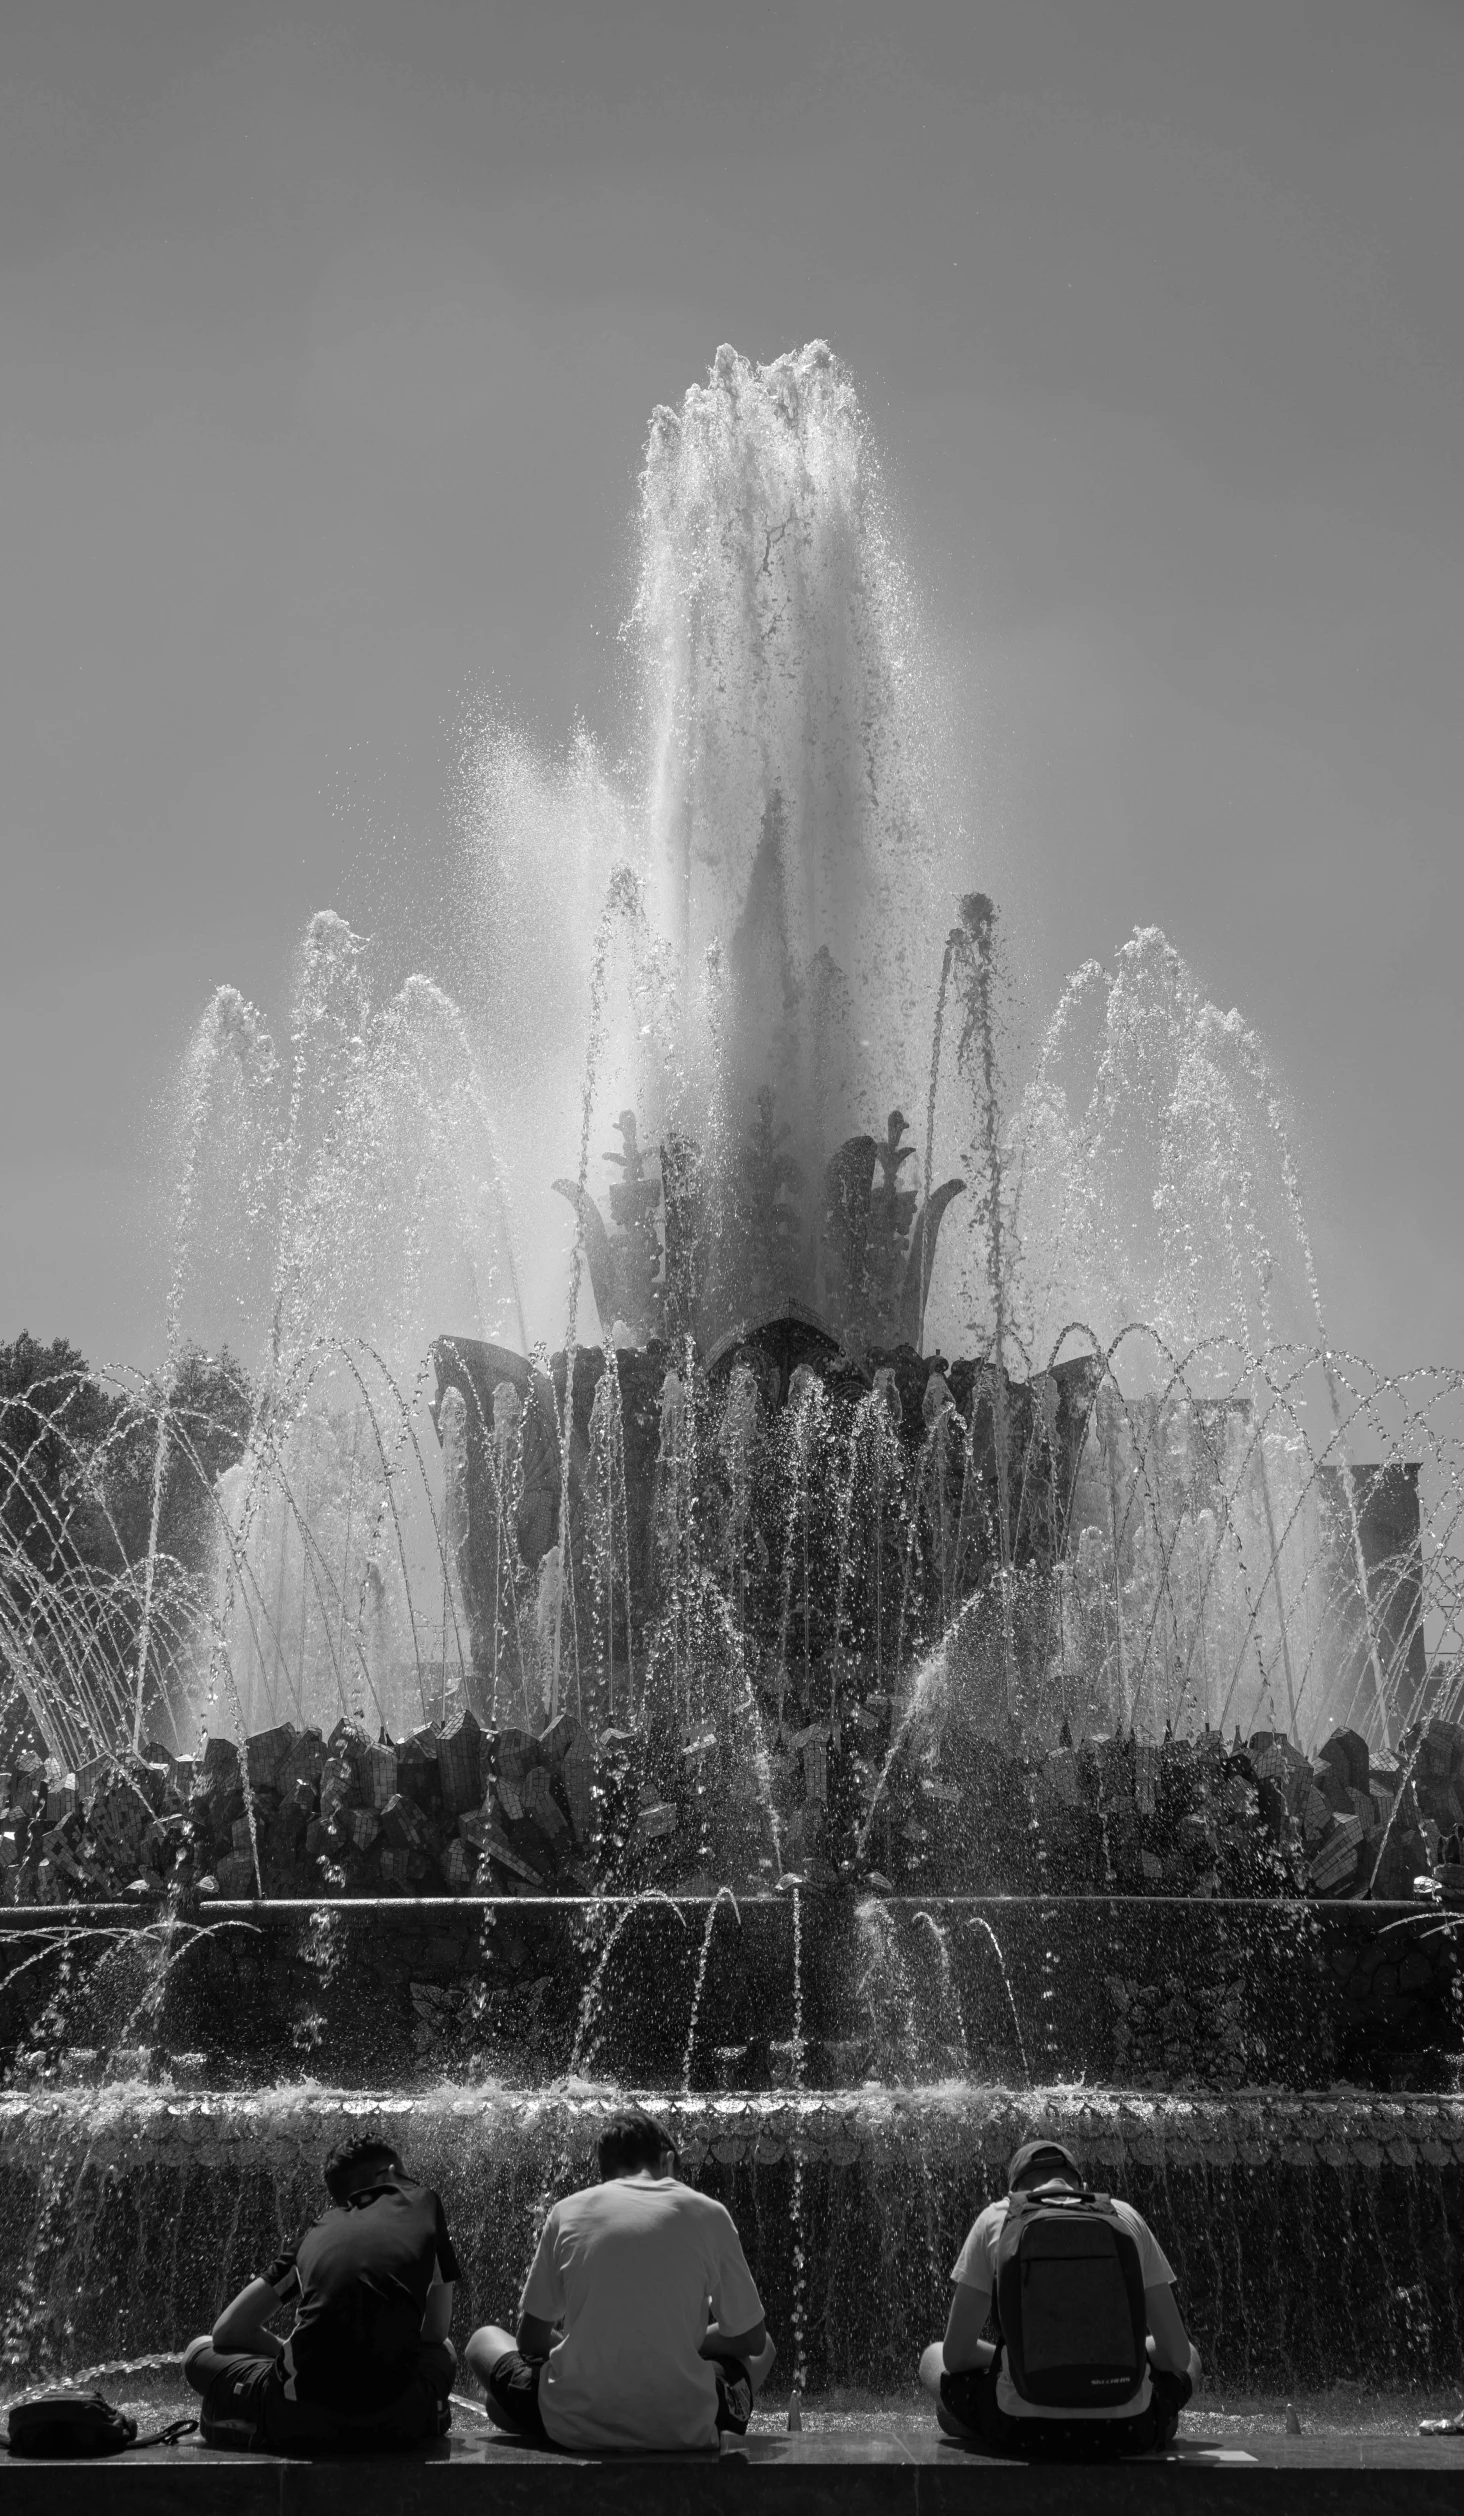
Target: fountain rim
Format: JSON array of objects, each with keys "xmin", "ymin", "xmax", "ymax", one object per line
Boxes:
[
  {"xmin": 4, "ymin": 2085, "xmax": 1462, "ymax": 2127},
  {"xmin": 0, "ymin": 1891, "xmax": 1449, "ymax": 1926}
]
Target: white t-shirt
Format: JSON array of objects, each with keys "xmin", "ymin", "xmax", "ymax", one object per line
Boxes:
[
  {"xmin": 521, "ymin": 2174, "xmax": 764, "ymax": 2450},
  {"xmin": 951, "ymin": 2190, "xmax": 1175, "ymax": 2421}
]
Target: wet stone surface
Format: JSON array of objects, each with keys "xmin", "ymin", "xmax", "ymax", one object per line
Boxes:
[{"xmin": 0, "ymin": 1895, "xmax": 1459, "ymax": 2093}]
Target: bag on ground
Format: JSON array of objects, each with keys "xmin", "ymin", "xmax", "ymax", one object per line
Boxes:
[
  {"xmin": 6, "ymin": 2389, "xmax": 195, "ymax": 2458},
  {"xmin": 7, "ymin": 2391, "xmax": 138, "ymax": 2458}
]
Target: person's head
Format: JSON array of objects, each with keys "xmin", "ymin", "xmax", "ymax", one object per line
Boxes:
[
  {"xmin": 324, "ymin": 2135, "xmax": 403, "ymax": 2204},
  {"xmin": 596, "ymin": 2108, "xmax": 677, "ymax": 2183},
  {"xmin": 1006, "ymin": 2138, "xmax": 1082, "ymax": 2194}
]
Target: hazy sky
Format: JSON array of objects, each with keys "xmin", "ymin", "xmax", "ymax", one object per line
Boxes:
[{"xmin": 3, "ymin": 1, "xmax": 1461, "ymax": 1379}]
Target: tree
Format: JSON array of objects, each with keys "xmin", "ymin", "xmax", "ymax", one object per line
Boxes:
[
  {"xmin": 0, "ymin": 1333, "xmax": 119, "ymax": 1589},
  {"xmin": 0, "ymin": 1333, "xmax": 255, "ymax": 1764}
]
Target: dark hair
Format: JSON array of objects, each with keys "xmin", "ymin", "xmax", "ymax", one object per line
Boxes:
[
  {"xmin": 597, "ymin": 2108, "xmax": 675, "ymax": 2181},
  {"xmin": 324, "ymin": 2135, "xmax": 403, "ymax": 2202},
  {"xmin": 1006, "ymin": 2138, "xmax": 1082, "ymax": 2193}
]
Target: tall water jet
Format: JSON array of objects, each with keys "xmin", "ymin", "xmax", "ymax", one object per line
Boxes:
[
  {"xmin": 626, "ymin": 341, "xmax": 949, "ymax": 1330},
  {"xmin": 132, "ymin": 988, "xmax": 275, "ymax": 1754}
]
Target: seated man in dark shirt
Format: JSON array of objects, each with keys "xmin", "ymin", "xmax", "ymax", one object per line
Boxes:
[{"xmin": 182, "ymin": 2135, "xmax": 459, "ymax": 2451}]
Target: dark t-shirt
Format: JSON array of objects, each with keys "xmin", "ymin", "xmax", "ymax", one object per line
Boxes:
[{"xmin": 261, "ymin": 2174, "xmax": 460, "ymax": 2412}]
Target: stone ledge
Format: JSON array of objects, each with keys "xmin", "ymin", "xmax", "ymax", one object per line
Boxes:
[
  {"xmin": 3, "ymin": 2085, "xmax": 1461, "ymax": 2172},
  {"xmin": 0, "ymin": 2432, "xmax": 1461, "ymax": 2516}
]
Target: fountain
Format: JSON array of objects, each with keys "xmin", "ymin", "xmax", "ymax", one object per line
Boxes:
[{"xmin": 0, "ymin": 344, "xmax": 1461, "ymax": 2414}]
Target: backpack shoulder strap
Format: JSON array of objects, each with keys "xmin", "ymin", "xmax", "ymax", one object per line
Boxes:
[
  {"xmin": 128, "ymin": 2418, "xmax": 198, "ymax": 2451},
  {"xmin": 1004, "ymin": 2184, "xmax": 1105, "ymax": 2224}
]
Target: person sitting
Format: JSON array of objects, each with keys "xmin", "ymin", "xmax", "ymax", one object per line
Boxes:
[
  {"xmin": 182, "ymin": 2134, "xmax": 459, "ymax": 2452},
  {"xmin": 919, "ymin": 2137, "xmax": 1200, "ymax": 2458},
  {"xmin": 465, "ymin": 2106, "xmax": 775, "ymax": 2451}
]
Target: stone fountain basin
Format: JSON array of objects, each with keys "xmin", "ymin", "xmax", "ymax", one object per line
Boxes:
[
  {"xmin": 1, "ymin": 2079, "xmax": 1461, "ymax": 2397},
  {"xmin": 0, "ymin": 1895, "xmax": 1457, "ymax": 2093},
  {"xmin": 1, "ymin": 1895, "xmax": 1456, "ymax": 2395}
]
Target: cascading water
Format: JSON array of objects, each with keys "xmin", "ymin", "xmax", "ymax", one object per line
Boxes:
[{"xmin": 1, "ymin": 342, "xmax": 1461, "ymax": 2418}]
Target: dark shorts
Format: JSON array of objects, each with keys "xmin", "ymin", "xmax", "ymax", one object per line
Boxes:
[
  {"xmin": 183, "ymin": 2338, "xmax": 455, "ymax": 2454},
  {"xmin": 939, "ymin": 2351, "xmax": 1190, "ymax": 2461},
  {"xmin": 483, "ymin": 2350, "xmax": 752, "ymax": 2450}
]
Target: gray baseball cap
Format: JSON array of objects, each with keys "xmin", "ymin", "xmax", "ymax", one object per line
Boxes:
[{"xmin": 1006, "ymin": 2138, "xmax": 1083, "ymax": 2190}]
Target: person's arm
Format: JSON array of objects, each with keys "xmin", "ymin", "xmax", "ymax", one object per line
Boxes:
[
  {"xmin": 940, "ymin": 2281, "xmax": 994, "ymax": 2375},
  {"xmin": 701, "ymin": 2315, "xmax": 768, "ymax": 2362},
  {"xmin": 421, "ymin": 2274, "xmax": 455, "ymax": 2346},
  {"xmin": 515, "ymin": 2203, "xmax": 563, "ymax": 2361},
  {"xmin": 212, "ymin": 2274, "xmax": 294, "ymax": 2357},
  {"xmin": 425, "ymin": 2200, "xmax": 463, "ymax": 2346},
  {"xmin": 704, "ymin": 2317, "xmax": 775, "ymax": 2394},
  {"xmin": 707, "ymin": 2215, "xmax": 775, "ymax": 2392},
  {"xmin": 1146, "ymin": 2283, "xmax": 1201, "ymax": 2383}
]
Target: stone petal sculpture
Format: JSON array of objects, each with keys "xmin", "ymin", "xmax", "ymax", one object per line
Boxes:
[
  {"xmin": 552, "ymin": 1176, "xmax": 651, "ymax": 1343},
  {"xmin": 899, "ymin": 1177, "xmax": 966, "ymax": 1347}
]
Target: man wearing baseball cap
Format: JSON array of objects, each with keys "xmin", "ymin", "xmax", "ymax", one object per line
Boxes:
[{"xmin": 919, "ymin": 2138, "xmax": 1201, "ymax": 2457}]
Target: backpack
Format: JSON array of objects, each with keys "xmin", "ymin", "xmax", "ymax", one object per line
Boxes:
[
  {"xmin": 993, "ymin": 2187, "xmax": 1149, "ymax": 2412},
  {"xmin": 6, "ymin": 2390, "xmax": 196, "ymax": 2459}
]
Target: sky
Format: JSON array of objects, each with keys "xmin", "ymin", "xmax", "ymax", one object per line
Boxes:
[{"xmin": 3, "ymin": 0, "xmax": 1461, "ymax": 1382}]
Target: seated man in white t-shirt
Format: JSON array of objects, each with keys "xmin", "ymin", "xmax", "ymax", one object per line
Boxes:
[
  {"xmin": 919, "ymin": 2138, "xmax": 1201, "ymax": 2458},
  {"xmin": 465, "ymin": 2107, "xmax": 775, "ymax": 2451}
]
